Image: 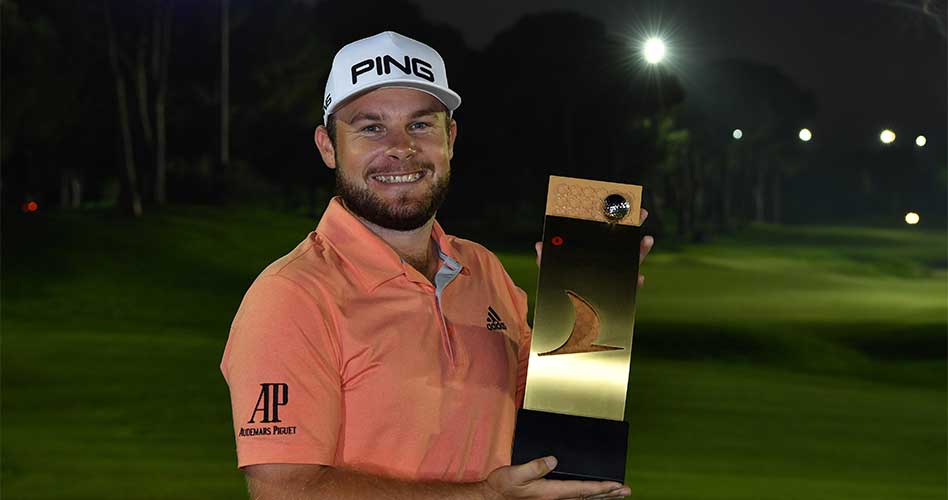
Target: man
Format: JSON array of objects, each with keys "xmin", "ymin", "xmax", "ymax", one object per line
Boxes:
[{"xmin": 221, "ymin": 31, "xmax": 652, "ymax": 500}]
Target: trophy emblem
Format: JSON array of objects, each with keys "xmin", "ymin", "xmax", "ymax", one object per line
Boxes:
[
  {"xmin": 512, "ymin": 176, "xmax": 644, "ymax": 483},
  {"xmin": 538, "ymin": 291, "xmax": 620, "ymax": 356}
]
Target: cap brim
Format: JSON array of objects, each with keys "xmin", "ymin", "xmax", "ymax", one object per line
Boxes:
[{"xmin": 324, "ymin": 79, "xmax": 461, "ymax": 124}]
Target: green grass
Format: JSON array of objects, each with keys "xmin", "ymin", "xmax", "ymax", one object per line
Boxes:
[{"xmin": 2, "ymin": 207, "xmax": 945, "ymax": 499}]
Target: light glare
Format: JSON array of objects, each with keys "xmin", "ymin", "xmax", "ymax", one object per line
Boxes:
[
  {"xmin": 798, "ymin": 128, "xmax": 812, "ymax": 142},
  {"xmin": 905, "ymin": 212, "xmax": 920, "ymax": 225},
  {"xmin": 643, "ymin": 37, "xmax": 666, "ymax": 64},
  {"xmin": 525, "ymin": 352, "xmax": 629, "ymax": 421},
  {"xmin": 880, "ymin": 129, "xmax": 896, "ymax": 144},
  {"xmin": 915, "ymin": 135, "xmax": 926, "ymax": 147},
  {"xmin": 732, "ymin": 129, "xmax": 743, "ymax": 140}
]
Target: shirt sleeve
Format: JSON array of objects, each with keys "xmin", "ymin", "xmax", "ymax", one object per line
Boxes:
[{"xmin": 220, "ymin": 274, "xmax": 342, "ymax": 469}]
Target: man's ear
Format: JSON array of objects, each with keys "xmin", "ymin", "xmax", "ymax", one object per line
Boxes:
[
  {"xmin": 314, "ymin": 125, "xmax": 337, "ymax": 169},
  {"xmin": 447, "ymin": 118, "xmax": 458, "ymax": 160}
]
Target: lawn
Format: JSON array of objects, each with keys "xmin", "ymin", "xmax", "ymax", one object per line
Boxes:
[{"xmin": 2, "ymin": 206, "xmax": 944, "ymax": 499}]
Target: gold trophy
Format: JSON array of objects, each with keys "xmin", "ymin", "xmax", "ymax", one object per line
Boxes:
[{"xmin": 512, "ymin": 176, "xmax": 643, "ymax": 482}]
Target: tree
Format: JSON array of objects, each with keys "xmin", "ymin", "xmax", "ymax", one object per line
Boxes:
[
  {"xmin": 2, "ymin": 0, "xmax": 115, "ymax": 211},
  {"xmin": 679, "ymin": 60, "xmax": 817, "ymax": 231},
  {"xmin": 103, "ymin": 0, "xmax": 175, "ymax": 214},
  {"xmin": 454, "ymin": 12, "xmax": 683, "ymax": 238}
]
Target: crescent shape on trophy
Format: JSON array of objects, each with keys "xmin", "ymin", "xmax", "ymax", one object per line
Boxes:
[{"xmin": 538, "ymin": 290, "xmax": 623, "ymax": 356}]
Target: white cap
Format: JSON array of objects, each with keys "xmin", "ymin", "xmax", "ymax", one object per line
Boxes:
[{"xmin": 322, "ymin": 31, "xmax": 461, "ymax": 124}]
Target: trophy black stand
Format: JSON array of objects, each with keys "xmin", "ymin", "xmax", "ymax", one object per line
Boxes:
[{"xmin": 512, "ymin": 409, "xmax": 629, "ymax": 482}]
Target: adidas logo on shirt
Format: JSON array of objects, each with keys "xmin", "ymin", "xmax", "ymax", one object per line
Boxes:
[{"xmin": 486, "ymin": 306, "xmax": 508, "ymax": 331}]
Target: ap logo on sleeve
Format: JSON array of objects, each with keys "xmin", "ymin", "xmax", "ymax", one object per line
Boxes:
[{"xmin": 239, "ymin": 383, "xmax": 297, "ymax": 437}]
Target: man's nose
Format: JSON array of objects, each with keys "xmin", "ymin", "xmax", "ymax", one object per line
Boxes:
[{"xmin": 385, "ymin": 130, "xmax": 417, "ymax": 161}]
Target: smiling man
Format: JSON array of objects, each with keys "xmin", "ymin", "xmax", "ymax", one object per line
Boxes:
[{"xmin": 220, "ymin": 31, "xmax": 648, "ymax": 500}]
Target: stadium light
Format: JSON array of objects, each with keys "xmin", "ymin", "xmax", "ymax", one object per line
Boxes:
[
  {"xmin": 915, "ymin": 135, "xmax": 926, "ymax": 147},
  {"xmin": 880, "ymin": 129, "xmax": 896, "ymax": 144},
  {"xmin": 798, "ymin": 128, "xmax": 812, "ymax": 142},
  {"xmin": 732, "ymin": 129, "xmax": 743, "ymax": 140},
  {"xmin": 643, "ymin": 37, "xmax": 666, "ymax": 64},
  {"xmin": 905, "ymin": 212, "xmax": 920, "ymax": 225}
]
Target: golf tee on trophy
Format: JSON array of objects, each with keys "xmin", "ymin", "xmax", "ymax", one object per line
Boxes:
[{"xmin": 512, "ymin": 175, "xmax": 643, "ymax": 483}]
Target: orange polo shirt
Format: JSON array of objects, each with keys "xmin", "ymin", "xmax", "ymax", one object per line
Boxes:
[{"xmin": 220, "ymin": 197, "xmax": 532, "ymax": 481}]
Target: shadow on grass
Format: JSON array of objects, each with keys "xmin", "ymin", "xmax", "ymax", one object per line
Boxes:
[
  {"xmin": 833, "ymin": 323, "xmax": 947, "ymax": 361},
  {"xmin": 633, "ymin": 320, "xmax": 947, "ymax": 389}
]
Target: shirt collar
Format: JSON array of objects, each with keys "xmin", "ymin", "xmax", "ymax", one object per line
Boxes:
[{"xmin": 315, "ymin": 197, "xmax": 465, "ymax": 292}]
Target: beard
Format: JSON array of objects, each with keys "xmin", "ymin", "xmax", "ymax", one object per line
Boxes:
[{"xmin": 335, "ymin": 160, "xmax": 450, "ymax": 231}]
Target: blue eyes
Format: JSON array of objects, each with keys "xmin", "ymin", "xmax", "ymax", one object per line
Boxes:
[{"xmin": 358, "ymin": 122, "xmax": 433, "ymax": 135}]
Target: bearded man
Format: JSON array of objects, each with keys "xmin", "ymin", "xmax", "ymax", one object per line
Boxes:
[{"xmin": 221, "ymin": 31, "xmax": 651, "ymax": 500}]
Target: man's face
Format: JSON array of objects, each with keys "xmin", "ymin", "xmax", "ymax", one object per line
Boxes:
[{"xmin": 315, "ymin": 88, "xmax": 457, "ymax": 231}]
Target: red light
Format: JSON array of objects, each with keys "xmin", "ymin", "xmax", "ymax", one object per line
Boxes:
[
  {"xmin": 27, "ymin": 201, "xmax": 38, "ymax": 212},
  {"xmin": 551, "ymin": 236, "xmax": 564, "ymax": 246}
]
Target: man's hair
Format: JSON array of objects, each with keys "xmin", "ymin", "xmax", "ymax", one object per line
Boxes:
[
  {"xmin": 324, "ymin": 108, "xmax": 452, "ymax": 148},
  {"xmin": 327, "ymin": 114, "xmax": 339, "ymax": 147}
]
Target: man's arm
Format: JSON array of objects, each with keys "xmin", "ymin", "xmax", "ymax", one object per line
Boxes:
[{"xmin": 245, "ymin": 457, "xmax": 631, "ymax": 500}]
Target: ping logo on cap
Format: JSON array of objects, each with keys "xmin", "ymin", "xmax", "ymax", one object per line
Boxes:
[
  {"xmin": 350, "ymin": 55, "xmax": 435, "ymax": 85},
  {"xmin": 323, "ymin": 31, "xmax": 461, "ymax": 124}
]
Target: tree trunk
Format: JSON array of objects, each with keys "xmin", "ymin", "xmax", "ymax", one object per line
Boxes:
[
  {"xmin": 220, "ymin": 0, "xmax": 230, "ymax": 170},
  {"xmin": 59, "ymin": 171, "xmax": 82, "ymax": 209},
  {"xmin": 105, "ymin": 2, "xmax": 143, "ymax": 217},
  {"xmin": 135, "ymin": 36, "xmax": 154, "ymax": 151},
  {"xmin": 609, "ymin": 123, "xmax": 624, "ymax": 181},
  {"xmin": 135, "ymin": 37, "xmax": 155, "ymax": 202},
  {"xmin": 155, "ymin": 85, "xmax": 168, "ymax": 204},
  {"xmin": 645, "ymin": 185, "xmax": 664, "ymax": 237},
  {"xmin": 154, "ymin": 0, "xmax": 173, "ymax": 204},
  {"xmin": 689, "ymin": 149, "xmax": 702, "ymax": 241},
  {"xmin": 736, "ymin": 146, "xmax": 751, "ymax": 228},
  {"xmin": 561, "ymin": 106, "xmax": 573, "ymax": 174},
  {"xmin": 60, "ymin": 171, "xmax": 70, "ymax": 208},
  {"xmin": 722, "ymin": 158, "xmax": 733, "ymax": 232},
  {"xmin": 771, "ymin": 168, "xmax": 782, "ymax": 224},
  {"xmin": 678, "ymin": 147, "xmax": 693, "ymax": 239},
  {"xmin": 753, "ymin": 159, "xmax": 766, "ymax": 224}
]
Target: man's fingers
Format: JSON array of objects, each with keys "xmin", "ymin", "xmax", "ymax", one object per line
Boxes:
[
  {"xmin": 637, "ymin": 233, "xmax": 653, "ymax": 290},
  {"xmin": 582, "ymin": 491, "xmax": 630, "ymax": 500},
  {"xmin": 496, "ymin": 459, "xmax": 629, "ymax": 498},
  {"xmin": 639, "ymin": 207, "xmax": 649, "ymax": 225},
  {"xmin": 639, "ymin": 235, "xmax": 654, "ymax": 265},
  {"xmin": 585, "ymin": 489, "xmax": 632, "ymax": 500},
  {"xmin": 535, "ymin": 241, "xmax": 542, "ymax": 267},
  {"xmin": 508, "ymin": 456, "xmax": 557, "ymax": 484},
  {"xmin": 534, "ymin": 478, "xmax": 628, "ymax": 499}
]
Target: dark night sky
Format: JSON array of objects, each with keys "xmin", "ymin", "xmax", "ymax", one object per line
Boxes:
[{"xmin": 412, "ymin": 0, "xmax": 946, "ymax": 150}]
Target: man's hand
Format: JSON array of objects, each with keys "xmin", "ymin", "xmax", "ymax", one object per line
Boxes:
[
  {"xmin": 482, "ymin": 456, "xmax": 631, "ymax": 500},
  {"xmin": 534, "ymin": 208, "xmax": 654, "ymax": 288}
]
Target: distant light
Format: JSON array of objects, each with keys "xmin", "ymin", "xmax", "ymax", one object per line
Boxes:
[
  {"xmin": 643, "ymin": 38, "xmax": 666, "ymax": 64},
  {"xmin": 732, "ymin": 129, "xmax": 743, "ymax": 140},
  {"xmin": 905, "ymin": 212, "xmax": 920, "ymax": 225},
  {"xmin": 880, "ymin": 129, "xmax": 896, "ymax": 144},
  {"xmin": 798, "ymin": 128, "xmax": 812, "ymax": 142},
  {"xmin": 22, "ymin": 201, "xmax": 39, "ymax": 213},
  {"xmin": 915, "ymin": 135, "xmax": 927, "ymax": 147}
]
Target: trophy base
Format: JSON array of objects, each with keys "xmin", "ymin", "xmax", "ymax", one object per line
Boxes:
[{"xmin": 511, "ymin": 408, "xmax": 628, "ymax": 483}]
